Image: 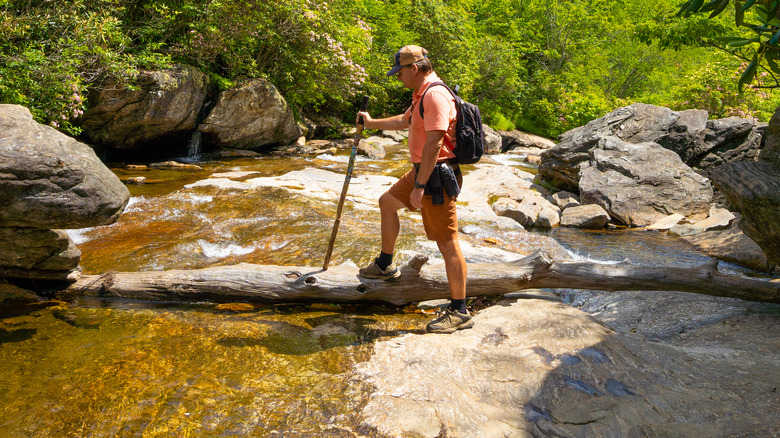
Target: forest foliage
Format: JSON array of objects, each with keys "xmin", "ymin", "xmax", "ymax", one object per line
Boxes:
[{"xmin": 1, "ymin": 0, "xmax": 779, "ymax": 139}]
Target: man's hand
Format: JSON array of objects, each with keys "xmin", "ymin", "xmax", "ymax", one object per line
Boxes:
[
  {"xmin": 356, "ymin": 111, "xmax": 373, "ymax": 128},
  {"xmin": 410, "ymin": 187, "xmax": 424, "ymax": 210}
]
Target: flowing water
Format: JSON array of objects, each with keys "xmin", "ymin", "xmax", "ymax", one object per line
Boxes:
[{"xmin": 0, "ymin": 147, "xmax": 762, "ymax": 436}]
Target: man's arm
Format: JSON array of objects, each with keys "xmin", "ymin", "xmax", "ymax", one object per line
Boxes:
[
  {"xmin": 356, "ymin": 112, "xmax": 409, "ymax": 131},
  {"xmin": 410, "ymin": 130, "xmax": 445, "ymax": 209}
]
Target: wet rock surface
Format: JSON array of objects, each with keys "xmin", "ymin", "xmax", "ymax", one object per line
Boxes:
[{"xmin": 354, "ymin": 289, "xmax": 780, "ymax": 437}]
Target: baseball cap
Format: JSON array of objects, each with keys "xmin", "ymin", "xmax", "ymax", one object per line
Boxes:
[{"xmin": 386, "ymin": 45, "xmax": 427, "ymax": 76}]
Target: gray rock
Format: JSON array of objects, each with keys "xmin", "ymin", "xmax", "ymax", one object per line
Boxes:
[
  {"xmin": 683, "ymin": 222, "xmax": 771, "ymax": 272},
  {"xmin": 0, "ymin": 283, "xmax": 42, "ymax": 305},
  {"xmin": 579, "ymin": 136, "xmax": 712, "ymax": 227},
  {"xmin": 379, "ymin": 130, "xmax": 407, "ymax": 142},
  {"xmin": 358, "ymin": 136, "xmax": 393, "ymax": 159},
  {"xmin": 198, "ymin": 78, "xmax": 301, "ymax": 150},
  {"xmin": 499, "ymin": 129, "xmax": 556, "ymax": 152},
  {"xmin": 354, "ymin": 290, "xmax": 780, "ymax": 437},
  {"xmin": 492, "ymin": 197, "xmax": 538, "ymax": 228},
  {"xmin": 693, "ymin": 117, "xmax": 762, "ymax": 172},
  {"xmin": 711, "ymin": 161, "xmax": 780, "ymax": 265},
  {"xmin": 537, "ymin": 207, "xmax": 560, "ymax": 229},
  {"xmin": 560, "ymin": 204, "xmax": 610, "ymax": 229},
  {"xmin": 539, "ymin": 103, "xmax": 706, "ymax": 191},
  {"xmin": 693, "ymin": 207, "xmax": 736, "ymax": 232},
  {"xmin": 538, "ymin": 103, "xmax": 763, "ymax": 189},
  {"xmin": 552, "ymin": 190, "xmax": 580, "ymax": 210},
  {"xmin": 80, "ymin": 64, "xmax": 209, "ymax": 150},
  {"xmin": 0, "ymin": 105, "xmax": 130, "ymax": 229},
  {"xmin": 669, "ymin": 223, "xmax": 701, "ymax": 237},
  {"xmin": 646, "ymin": 213, "xmax": 686, "ymax": 231},
  {"xmin": 760, "ymin": 106, "xmax": 780, "ymax": 170},
  {"xmin": 0, "ymin": 228, "xmax": 80, "ymax": 271},
  {"xmin": 483, "ymin": 125, "xmax": 502, "ymax": 155}
]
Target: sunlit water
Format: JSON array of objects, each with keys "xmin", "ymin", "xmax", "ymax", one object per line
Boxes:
[{"xmin": 1, "ymin": 148, "xmax": 764, "ymax": 436}]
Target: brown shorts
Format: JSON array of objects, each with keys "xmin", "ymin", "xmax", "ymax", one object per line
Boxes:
[{"xmin": 387, "ymin": 168, "xmax": 459, "ymax": 242}]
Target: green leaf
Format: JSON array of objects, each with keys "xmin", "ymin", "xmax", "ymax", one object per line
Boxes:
[
  {"xmin": 710, "ymin": 0, "xmax": 731, "ymax": 17},
  {"xmin": 737, "ymin": 2, "xmax": 746, "ymax": 26},
  {"xmin": 741, "ymin": 0, "xmax": 757, "ymax": 11},
  {"xmin": 738, "ymin": 58, "xmax": 758, "ymax": 92},
  {"xmin": 727, "ymin": 37, "xmax": 760, "ymax": 46},
  {"xmin": 770, "ymin": 29, "xmax": 780, "ymax": 45},
  {"xmin": 714, "ymin": 35, "xmax": 752, "ymax": 42},
  {"xmin": 766, "ymin": 51, "xmax": 780, "ymax": 73},
  {"xmin": 700, "ymin": 0, "xmax": 726, "ymax": 12},
  {"xmin": 677, "ymin": 1, "xmax": 693, "ymax": 16}
]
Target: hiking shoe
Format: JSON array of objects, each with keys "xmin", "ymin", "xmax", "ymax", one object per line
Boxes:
[
  {"xmin": 426, "ymin": 309, "xmax": 474, "ymax": 333},
  {"xmin": 358, "ymin": 260, "xmax": 401, "ymax": 280}
]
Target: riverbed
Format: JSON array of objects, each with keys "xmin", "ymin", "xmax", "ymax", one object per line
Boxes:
[{"xmin": 1, "ymin": 146, "xmax": 773, "ymax": 436}]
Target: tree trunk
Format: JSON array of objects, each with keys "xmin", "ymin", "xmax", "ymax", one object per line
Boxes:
[{"xmin": 63, "ymin": 251, "xmax": 780, "ymax": 305}]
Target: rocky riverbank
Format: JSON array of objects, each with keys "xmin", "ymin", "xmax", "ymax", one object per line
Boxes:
[{"xmin": 3, "ymin": 92, "xmax": 780, "ymax": 438}]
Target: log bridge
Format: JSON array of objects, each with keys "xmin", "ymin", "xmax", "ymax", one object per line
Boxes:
[{"xmin": 66, "ymin": 251, "xmax": 780, "ymax": 305}]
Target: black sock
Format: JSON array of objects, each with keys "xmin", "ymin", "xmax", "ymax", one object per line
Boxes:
[
  {"xmin": 450, "ymin": 298, "xmax": 467, "ymax": 314},
  {"xmin": 376, "ymin": 251, "xmax": 394, "ymax": 271}
]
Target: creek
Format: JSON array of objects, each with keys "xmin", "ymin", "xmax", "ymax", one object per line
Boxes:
[{"xmin": 0, "ymin": 146, "xmax": 761, "ymax": 437}]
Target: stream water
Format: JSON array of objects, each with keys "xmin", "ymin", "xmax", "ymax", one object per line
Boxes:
[{"xmin": 0, "ymin": 146, "xmax": 767, "ymax": 437}]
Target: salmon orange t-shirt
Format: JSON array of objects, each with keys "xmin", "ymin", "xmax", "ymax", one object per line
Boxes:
[{"xmin": 403, "ymin": 73, "xmax": 457, "ymax": 164}]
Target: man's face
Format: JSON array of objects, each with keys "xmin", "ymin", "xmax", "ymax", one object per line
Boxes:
[{"xmin": 396, "ymin": 64, "xmax": 415, "ymax": 89}]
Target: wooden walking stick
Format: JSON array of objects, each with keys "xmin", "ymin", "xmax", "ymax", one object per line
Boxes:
[{"xmin": 322, "ymin": 96, "xmax": 370, "ymax": 270}]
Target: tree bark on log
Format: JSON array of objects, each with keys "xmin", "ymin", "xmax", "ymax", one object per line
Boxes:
[{"xmin": 64, "ymin": 251, "xmax": 780, "ymax": 305}]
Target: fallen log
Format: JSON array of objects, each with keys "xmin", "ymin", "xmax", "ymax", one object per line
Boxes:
[{"xmin": 64, "ymin": 251, "xmax": 780, "ymax": 305}]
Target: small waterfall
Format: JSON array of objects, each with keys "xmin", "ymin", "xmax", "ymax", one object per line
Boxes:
[{"xmin": 185, "ymin": 130, "xmax": 202, "ymax": 162}]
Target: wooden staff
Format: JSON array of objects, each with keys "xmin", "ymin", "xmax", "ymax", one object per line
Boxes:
[{"xmin": 322, "ymin": 96, "xmax": 370, "ymax": 270}]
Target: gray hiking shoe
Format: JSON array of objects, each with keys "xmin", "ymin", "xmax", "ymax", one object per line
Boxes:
[
  {"xmin": 426, "ymin": 309, "xmax": 474, "ymax": 333},
  {"xmin": 358, "ymin": 260, "xmax": 401, "ymax": 280}
]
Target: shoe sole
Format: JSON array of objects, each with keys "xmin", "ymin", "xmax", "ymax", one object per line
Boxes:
[
  {"xmin": 357, "ymin": 270, "xmax": 401, "ymax": 280},
  {"xmin": 427, "ymin": 319, "xmax": 474, "ymax": 334}
]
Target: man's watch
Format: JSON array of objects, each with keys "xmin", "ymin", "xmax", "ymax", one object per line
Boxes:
[{"xmin": 414, "ymin": 180, "xmax": 426, "ymax": 189}]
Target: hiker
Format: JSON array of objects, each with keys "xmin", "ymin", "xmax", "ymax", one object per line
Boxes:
[{"xmin": 356, "ymin": 45, "xmax": 472, "ymax": 334}]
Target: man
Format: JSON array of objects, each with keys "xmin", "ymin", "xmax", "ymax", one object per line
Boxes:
[{"xmin": 356, "ymin": 45, "xmax": 473, "ymax": 334}]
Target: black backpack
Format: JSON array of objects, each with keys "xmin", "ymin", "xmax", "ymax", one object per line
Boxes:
[{"xmin": 419, "ymin": 81, "xmax": 484, "ymax": 164}]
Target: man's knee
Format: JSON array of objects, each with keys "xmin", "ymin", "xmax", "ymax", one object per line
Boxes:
[
  {"xmin": 379, "ymin": 192, "xmax": 404, "ymax": 213},
  {"xmin": 436, "ymin": 238, "xmax": 463, "ymax": 258}
]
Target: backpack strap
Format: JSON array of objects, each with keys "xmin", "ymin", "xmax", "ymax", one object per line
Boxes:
[
  {"xmin": 418, "ymin": 81, "xmax": 457, "ymax": 119},
  {"xmin": 418, "ymin": 81, "xmax": 459, "ymax": 153}
]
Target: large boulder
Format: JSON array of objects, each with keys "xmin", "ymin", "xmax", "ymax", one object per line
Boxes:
[
  {"xmin": 198, "ymin": 78, "xmax": 301, "ymax": 150},
  {"xmin": 759, "ymin": 106, "xmax": 780, "ymax": 169},
  {"xmin": 579, "ymin": 136, "xmax": 713, "ymax": 227},
  {"xmin": 499, "ymin": 129, "xmax": 556, "ymax": 152},
  {"xmin": 539, "ymin": 103, "xmax": 763, "ymax": 191},
  {"xmin": 710, "ymin": 106, "xmax": 780, "ymax": 266},
  {"xmin": 0, "ymin": 105, "xmax": 130, "ymax": 229},
  {"xmin": 711, "ymin": 161, "xmax": 780, "ymax": 265},
  {"xmin": 483, "ymin": 125, "xmax": 502, "ymax": 155},
  {"xmin": 80, "ymin": 64, "xmax": 210, "ymax": 150}
]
